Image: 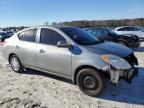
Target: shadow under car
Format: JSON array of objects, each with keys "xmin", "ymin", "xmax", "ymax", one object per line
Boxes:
[{"xmin": 20, "ymin": 67, "xmax": 144, "ymax": 105}]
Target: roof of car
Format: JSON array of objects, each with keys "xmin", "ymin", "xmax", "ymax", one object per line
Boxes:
[
  {"xmin": 53, "ymin": 25, "xmax": 76, "ymax": 29},
  {"xmin": 114, "ymin": 26, "xmax": 141, "ymax": 30},
  {"xmin": 16, "ymin": 25, "xmax": 78, "ymax": 34},
  {"xmin": 31, "ymin": 25, "xmax": 77, "ymax": 29}
]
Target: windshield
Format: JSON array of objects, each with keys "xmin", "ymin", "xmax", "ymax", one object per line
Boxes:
[{"xmin": 61, "ymin": 27, "xmax": 101, "ymax": 45}]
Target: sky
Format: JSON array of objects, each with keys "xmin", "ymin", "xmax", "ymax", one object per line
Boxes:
[{"xmin": 0, "ymin": 0, "xmax": 144, "ymax": 27}]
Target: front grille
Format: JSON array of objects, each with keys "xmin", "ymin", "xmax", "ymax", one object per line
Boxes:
[{"xmin": 123, "ymin": 53, "xmax": 138, "ymax": 66}]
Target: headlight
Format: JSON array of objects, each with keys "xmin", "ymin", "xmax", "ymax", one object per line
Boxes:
[
  {"xmin": 101, "ymin": 55, "xmax": 109, "ymax": 62},
  {"xmin": 101, "ymin": 54, "xmax": 131, "ymax": 70}
]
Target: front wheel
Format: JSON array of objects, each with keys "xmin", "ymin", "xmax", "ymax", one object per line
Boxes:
[
  {"xmin": 10, "ymin": 55, "xmax": 24, "ymax": 73},
  {"xmin": 76, "ymin": 68, "xmax": 105, "ymax": 97}
]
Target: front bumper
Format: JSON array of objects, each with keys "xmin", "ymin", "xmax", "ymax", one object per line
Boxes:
[
  {"xmin": 101, "ymin": 53, "xmax": 138, "ymax": 84},
  {"xmin": 102, "ymin": 64, "xmax": 138, "ymax": 84},
  {"xmin": 111, "ymin": 67, "xmax": 138, "ymax": 84}
]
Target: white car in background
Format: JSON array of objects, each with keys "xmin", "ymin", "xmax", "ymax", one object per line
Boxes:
[{"xmin": 114, "ymin": 26, "xmax": 144, "ymax": 41}]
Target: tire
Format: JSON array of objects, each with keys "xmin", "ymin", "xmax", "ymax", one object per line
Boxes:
[
  {"xmin": 10, "ymin": 55, "xmax": 24, "ymax": 73},
  {"xmin": 76, "ymin": 68, "xmax": 105, "ymax": 97}
]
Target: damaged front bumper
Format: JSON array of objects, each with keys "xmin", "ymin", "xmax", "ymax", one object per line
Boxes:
[
  {"xmin": 101, "ymin": 54, "xmax": 138, "ymax": 84},
  {"xmin": 102, "ymin": 65, "xmax": 138, "ymax": 84}
]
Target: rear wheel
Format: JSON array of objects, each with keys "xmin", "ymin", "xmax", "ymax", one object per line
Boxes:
[
  {"xmin": 76, "ymin": 68, "xmax": 105, "ymax": 97},
  {"xmin": 10, "ymin": 55, "xmax": 24, "ymax": 73}
]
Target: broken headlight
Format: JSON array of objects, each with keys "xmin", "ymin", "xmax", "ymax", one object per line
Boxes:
[{"xmin": 101, "ymin": 54, "xmax": 131, "ymax": 70}]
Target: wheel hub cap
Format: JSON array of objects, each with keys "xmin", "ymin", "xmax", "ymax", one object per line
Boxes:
[
  {"xmin": 84, "ymin": 76, "xmax": 98, "ymax": 89},
  {"xmin": 11, "ymin": 57, "xmax": 20, "ymax": 71}
]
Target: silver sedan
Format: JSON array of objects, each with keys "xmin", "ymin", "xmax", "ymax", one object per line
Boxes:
[{"xmin": 1, "ymin": 26, "xmax": 138, "ymax": 96}]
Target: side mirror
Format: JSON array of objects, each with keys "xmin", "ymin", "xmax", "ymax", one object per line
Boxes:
[{"xmin": 57, "ymin": 40, "xmax": 69, "ymax": 48}]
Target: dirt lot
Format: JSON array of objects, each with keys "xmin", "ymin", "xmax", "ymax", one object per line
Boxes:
[{"xmin": 0, "ymin": 44, "xmax": 144, "ymax": 108}]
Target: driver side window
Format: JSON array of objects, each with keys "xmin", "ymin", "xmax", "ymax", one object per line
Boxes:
[{"xmin": 40, "ymin": 28, "xmax": 66, "ymax": 46}]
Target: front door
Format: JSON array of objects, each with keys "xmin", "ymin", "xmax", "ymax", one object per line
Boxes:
[{"xmin": 36, "ymin": 28, "xmax": 72, "ymax": 77}]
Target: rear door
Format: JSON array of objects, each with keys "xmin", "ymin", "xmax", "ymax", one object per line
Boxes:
[
  {"xmin": 15, "ymin": 29, "xmax": 37, "ymax": 67},
  {"xmin": 36, "ymin": 28, "xmax": 72, "ymax": 77},
  {"xmin": 125, "ymin": 27, "xmax": 134, "ymax": 34}
]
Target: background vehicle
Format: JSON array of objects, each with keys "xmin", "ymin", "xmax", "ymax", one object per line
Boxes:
[
  {"xmin": 84, "ymin": 28, "xmax": 140, "ymax": 48},
  {"xmin": 1, "ymin": 26, "xmax": 138, "ymax": 97},
  {"xmin": 114, "ymin": 26, "xmax": 144, "ymax": 41},
  {"xmin": 0, "ymin": 31, "xmax": 13, "ymax": 42}
]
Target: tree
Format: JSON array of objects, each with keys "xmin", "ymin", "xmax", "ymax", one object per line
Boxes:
[{"xmin": 61, "ymin": 18, "xmax": 144, "ymax": 28}]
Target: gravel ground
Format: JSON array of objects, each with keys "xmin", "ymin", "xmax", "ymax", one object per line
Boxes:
[{"xmin": 0, "ymin": 44, "xmax": 144, "ymax": 108}]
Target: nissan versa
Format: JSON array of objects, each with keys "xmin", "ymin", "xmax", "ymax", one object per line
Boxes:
[{"xmin": 1, "ymin": 26, "xmax": 138, "ymax": 97}]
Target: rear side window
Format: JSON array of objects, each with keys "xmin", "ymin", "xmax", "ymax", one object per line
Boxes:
[
  {"xmin": 125, "ymin": 27, "xmax": 134, "ymax": 31},
  {"xmin": 40, "ymin": 28, "xmax": 66, "ymax": 45},
  {"xmin": 117, "ymin": 27, "xmax": 127, "ymax": 31},
  {"xmin": 18, "ymin": 29, "xmax": 37, "ymax": 42}
]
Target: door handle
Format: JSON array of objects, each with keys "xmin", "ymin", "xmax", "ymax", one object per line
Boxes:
[{"xmin": 40, "ymin": 49, "xmax": 45, "ymax": 53}]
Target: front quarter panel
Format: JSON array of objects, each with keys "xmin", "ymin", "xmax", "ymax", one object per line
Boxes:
[{"xmin": 71, "ymin": 45, "xmax": 108, "ymax": 80}]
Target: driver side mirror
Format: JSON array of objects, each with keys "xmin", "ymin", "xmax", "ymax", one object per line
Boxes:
[{"xmin": 57, "ymin": 40, "xmax": 69, "ymax": 48}]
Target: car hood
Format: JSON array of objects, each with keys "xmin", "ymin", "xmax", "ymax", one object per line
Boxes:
[{"xmin": 86, "ymin": 42, "xmax": 132, "ymax": 57}]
